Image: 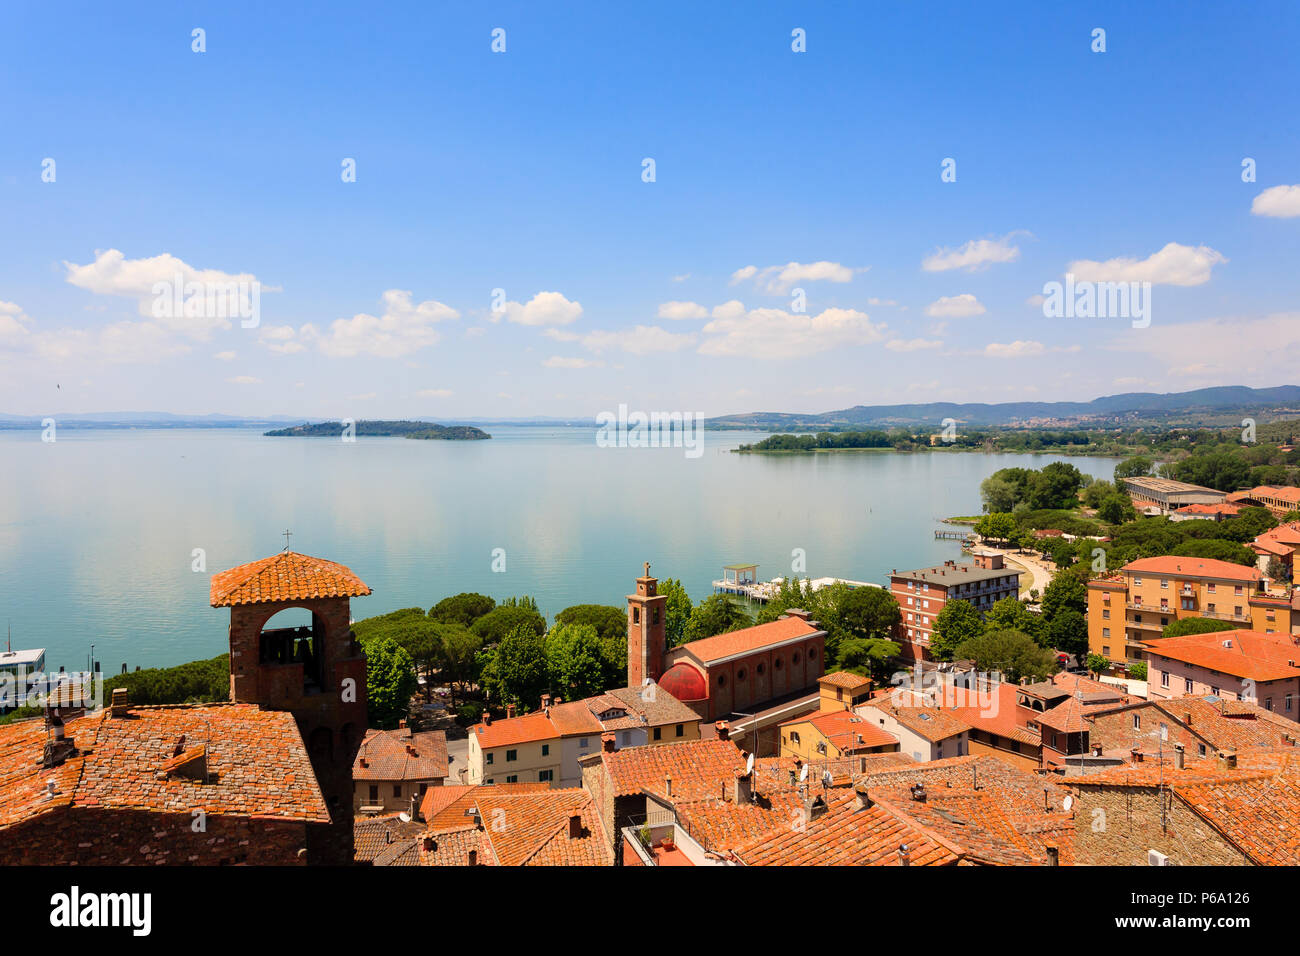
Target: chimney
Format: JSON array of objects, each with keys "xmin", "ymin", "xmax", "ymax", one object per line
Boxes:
[
  {"xmin": 568, "ymin": 814, "xmax": 582, "ymax": 839},
  {"xmin": 110, "ymin": 687, "xmax": 131, "ymax": 718},
  {"xmin": 714, "ymin": 720, "xmax": 730, "ymax": 742},
  {"xmin": 1183, "ymin": 711, "xmax": 1192, "ymax": 727},
  {"xmin": 859, "ymin": 756, "xmax": 867, "ymax": 773},
  {"xmin": 467, "ymin": 849, "xmax": 478, "ymax": 866},
  {"xmin": 854, "ymin": 787, "xmax": 872, "ymax": 811},
  {"xmin": 41, "ymin": 710, "xmax": 77, "ymax": 768},
  {"xmin": 1217, "ymin": 750, "xmax": 1238, "ymax": 770},
  {"xmin": 406, "ymin": 744, "xmax": 416, "ymax": 756},
  {"xmin": 359, "ymin": 757, "xmax": 369, "ymax": 768},
  {"xmin": 423, "ymin": 837, "xmax": 435, "ymax": 853},
  {"xmin": 1046, "ymin": 846, "xmax": 1060, "ymax": 867},
  {"xmin": 601, "ymin": 732, "xmax": 617, "ymax": 753},
  {"xmin": 482, "ymin": 712, "xmax": 491, "ymax": 726},
  {"xmin": 398, "ymin": 718, "xmax": 407, "ymax": 731},
  {"xmin": 910, "ymin": 783, "xmax": 926, "ymax": 803},
  {"xmin": 783, "ymin": 608, "xmax": 812, "ymax": 622},
  {"xmin": 506, "ymin": 703, "xmax": 516, "ymax": 720},
  {"xmin": 541, "ymin": 694, "xmax": 551, "ymax": 709},
  {"xmin": 898, "ymin": 844, "xmax": 911, "ymax": 866},
  {"xmin": 1131, "ymin": 748, "xmax": 1143, "ymax": 763},
  {"xmin": 1174, "ymin": 743, "xmax": 1185, "ymax": 770},
  {"xmin": 733, "ymin": 768, "xmax": 752, "ymax": 805}
]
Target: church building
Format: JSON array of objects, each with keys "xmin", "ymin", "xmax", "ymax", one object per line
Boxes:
[{"xmin": 627, "ymin": 563, "xmax": 827, "ymax": 724}]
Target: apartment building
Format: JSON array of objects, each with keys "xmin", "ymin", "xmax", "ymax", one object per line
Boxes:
[
  {"xmin": 889, "ymin": 552, "xmax": 1021, "ymax": 660},
  {"xmin": 1228, "ymin": 485, "xmax": 1300, "ymax": 518},
  {"xmin": 1086, "ymin": 556, "xmax": 1268, "ymax": 668},
  {"xmin": 1120, "ymin": 476, "xmax": 1226, "ymax": 514},
  {"xmin": 1144, "ymin": 628, "xmax": 1300, "ymax": 717}
]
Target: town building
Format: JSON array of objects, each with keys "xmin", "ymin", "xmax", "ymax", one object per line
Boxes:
[
  {"xmin": 1143, "ymin": 628, "xmax": 1300, "ymax": 716},
  {"xmin": 1084, "ymin": 695, "xmax": 1300, "ymax": 764},
  {"xmin": 353, "ymin": 720, "xmax": 449, "ymax": 815},
  {"xmin": 1250, "ymin": 521, "xmax": 1300, "ymax": 579},
  {"xmin": 1227, "ymin": 485, "xmax": 1300, "ymax": 518},
  {"xmin": 857, "ymin": 701, "xmax": 971, "ymax": 762},
  {"xmin": 1086, "ymin": 555, "xmax": 1266, "ymax": 668},
  {"xmin": 1120, "ymin": 476, "xmax": 1226, "ymax": 514},
  {"xmin": 1170, "ymin": 502, "xmax": 1242, "ymax": 522},
  {"xmin": 889, "ymin": 554, "xmax": 1021, "ymax": 661},
  {"xmin": 1066, "ymin": 749, "xmax": 1300, "ymax": 865},
  {"xmin": 0, "ymin": 692, "xmax": 330, "ymax": 865},
  {"xmin": 778, "ymin": 708, "xmax": 898, "ymax": 763},
  {"xmin": 210, "ymin": 549, "xmax": 372, "ymax": 863},
  {"xmin": 465, "ymin": 684, "xmax": 702, "ymax": 787}
]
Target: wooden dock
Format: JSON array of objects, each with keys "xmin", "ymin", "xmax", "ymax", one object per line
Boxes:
[{"xmin": 935, "ymin": 530, "xmax": 973, "ymax": 541}]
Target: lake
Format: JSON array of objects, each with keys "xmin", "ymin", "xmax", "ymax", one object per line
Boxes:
[{"xmin": 0, "ymin": 426, "xmax": 1121, "ymax": 674}]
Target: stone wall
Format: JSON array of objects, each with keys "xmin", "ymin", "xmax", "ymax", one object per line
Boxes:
[{"xmin": 1069, "ymin": 784, "xmax": 1250, "ymax": 866}]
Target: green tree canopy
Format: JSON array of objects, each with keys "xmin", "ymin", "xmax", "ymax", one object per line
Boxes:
[
  {"xmin": 429, "ymin": 592, "xmax": 496, "ymax": 627},
  {"xmin": 1161, "ymin": 616, "xmax": 1239, "ymax": 639},
  {"xmin": 1170, "ymin": 538, "xmax": 1256, "ymax": 566},
  {"xmin": 477, "ymin": 625, "xmax": 549, "ymax": 709},
  {"xmin": 544, "ymin": 623, "xmax": 608, "ymax": 701},
  {"xmin": 955, "ymin": 629, "xmax": 1059, "ymax": 683},
  {"xmin": 683, "ymin": 593, "xmax": 751, "ymax": 644},
  {"xmin": 431, "ymin": 621, "xmax": 482, "ymax": 705},
  {"xmin": 1045, "ymin": 609, "xmax": 1088, "ymax": 660},
  {"xmin": 658, "ymin": 577, "xmax": 694, "ymax": 648},
  {"xmin": 471, "ymin": 602, "xmax": 548, "ymax": 645},
  {"xmin": 362, "ymin": 636, "xmax": 418, "ymax": 730},
  {"xmin": 554, "ymin": 604, "xmax": 627, "ymax": 645},
  {"xmin": 975, "ymin": 512, "xmax": 1016, "ymax": 543},
  {"xmin": 931, "ymin": 599, "xmax": 983, "ymax": 661},
  {"xmin": 837, "ymin": 637, "xmax": 900, "ymax": 682},
  {"xmin": 837, "ymin": 586, "xmax": 901, "ymax": 640},
  {"xmin": 1040, "ymin": 570, "xmax": 1088, "ymax": 622},
  {"xmin": 1114, "ymin": 456, "xmax": 1153, "ymax": 482},
  {"xmin": 983, "ymin": 596, "xmax": 1043, "ymax": 643}
]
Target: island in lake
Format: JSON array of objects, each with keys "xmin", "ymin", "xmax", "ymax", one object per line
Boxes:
[{"xmin": 264, "ymin": 420, "xmax": 491, "ymax": 440}]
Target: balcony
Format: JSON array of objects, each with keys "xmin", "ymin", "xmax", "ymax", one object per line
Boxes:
[
  {"xmin": 1125, "ymin": 618, "xmax": 1166, "ymax": 632},
  {"xmin": 1200, "ymin": 609, "xmax": 1251, "ymax": 624}
]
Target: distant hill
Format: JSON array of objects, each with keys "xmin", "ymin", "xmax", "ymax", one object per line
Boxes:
[
  {"xmin": 264, "ymin": 420, "xmax": 491, "ymax": 440},
  {"xmin": 708, "ymin": 385, "xmax": 1300, "ymax": 431}
]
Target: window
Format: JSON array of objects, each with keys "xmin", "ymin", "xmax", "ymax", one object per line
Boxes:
[
  {"xmin": 486, "ymin": 753, "xmax": 494, "ymax": 764},
  {"xmin": 541, "ymin": 744, "xmax": 549, "ymax": 756},
  {"xmin": 578, "ymin": 737, "xmax": 588, "ymax": 748},
  {"xmin": 1161, "ymin": 672, "xmax": 1170, "ymax": 688},
  {"xmin": 506, "ymin": 775, "xmax": 518, "ymax": 783},
  {"xmin": 757, "ymin": 662, "xmax": 766, "ymax": 675},
  {"xmin": 633, "ymin": 607, "xmax": 640, "ymax": 624},
  {"xmin": 792, "ymin": 651, "xmax": 801, "ymax": 664},
  {"xmin": 736, "ymin": 667, "xmax": 747, "ymax": 681},
  {"xmin": 1102, "ymin": 627, "xmax": 1111, "ymax": 638},
  {"xmin": 774, "ymin": 657, "xmax": 783, "ymax": 670},
  {"xmin": 1133, "ymin": 576, "xmax": 1143, "ymax": 586},
  {"xmin": 1235, "ymin": 585, "xmax": 1244, "ymax": 595},
  {"xmin": 486, "ymin": 778, "xmax": 494, "ymax": 784},
  {"xmin": 1102, "ymin": 646, "xmax": 1110, "ymax": 656},
  {"xmin": 675, "ymin": 723, "xmax": 684, "ymax": 737},
  {"xmin": 809, "ymin": 648, "xmax": 818, "ymax": 661},
  {"xmin": 538, "ymin": 769, "xmax": 553, "ymax": 783},
  {"xmin": 393, "ymin": 785, "xmax": 402, "ymax": 798},
  {"xmin": 1160, "ymin": 579, "xmax": 1168, "ymax": 589},
  {"xmin": 506, "ymin": 749, "xmax": 518, "ymax": 762},
  {"xmin": 1102, "ymin": 609, "xmax": 1110, "ymax": 619},
  {"xmin": 1266, "ymin": 698, "xmax": 1273, "ymax": 711},
  {"xmin": 1133, "ymin": 715, "xmax": 1141, "ymax": 730},
  {"xmin": 791, "ymin": 731, "xmax": 801, "ymax": 744},
  {"xmin": 1208, "ymin": 583, "xmax": 1216, "ymax": 593},
  {"xmin": 1197, "ymin": 744, "xmax": 1207, "ymax": 757},
  {"xmin": 653, "ymin": 726, "xmax": 662, "ymax": 740},
  {"xmin": 1184, "ymin": 678, "xmax": 1193, "ymax": 694},
  {"xmin": 1288, "ymin": 695, "xmax": 1294, "ymax": 713},
  {"xmin": 717, "ymin": 674, "xmax": 726, "ymax": 686},
  {"xmin": 368, "ymin": 784, "xmax": 379, "ymax": 802},
  {"xmin": 652, "ymin": 608, "xmax": 660, "ymax": 624}
]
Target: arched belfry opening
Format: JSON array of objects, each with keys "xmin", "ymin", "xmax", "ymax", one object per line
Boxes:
[{"xmin": 211, "ymin": 549, "xmax": 372, "ymax": 864}]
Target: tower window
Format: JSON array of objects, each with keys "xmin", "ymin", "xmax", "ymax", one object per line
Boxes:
[{"xmin": 633, "ymin": 607, "xmax": 640, "ymax": 624}]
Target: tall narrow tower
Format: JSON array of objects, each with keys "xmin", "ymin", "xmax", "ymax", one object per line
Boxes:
[
  {"xmin": 210, "ymin": 549, "xmax": 371, "ymax": 864},
  {"xmin": 627, "ymin": 561, "xmax": 668, "ymax": 688}
]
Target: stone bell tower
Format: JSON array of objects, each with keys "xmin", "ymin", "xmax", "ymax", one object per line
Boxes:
[
  {"xmin": 627, "ymin": 561, "xmax": 667, "ymax": 688},
  {"xmin": 210, "ymin": 548, "xmax": 371, "ymax": 864}
]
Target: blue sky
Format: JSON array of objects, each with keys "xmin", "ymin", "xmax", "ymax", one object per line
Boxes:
[{"xmin": 2, "ymin": 1, "xmax": 1298, "ymax": 418}]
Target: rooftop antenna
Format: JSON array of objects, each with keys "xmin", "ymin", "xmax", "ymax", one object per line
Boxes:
[{"xmin": 282, "ymin": 529, "xmax": 293, "ymax": 551}]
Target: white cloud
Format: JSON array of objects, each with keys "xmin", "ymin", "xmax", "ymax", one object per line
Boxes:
[
  {"xmin": 1251, "ymin": 184, "xmax": 1300, "ymax": 218},
  {"xmin": 227, "ymin": 375, "xmax": 261, "ymax": 384},
  {"xmin": 274, "ymin": 289, "xmax": 459, "ymax": 358},
  {"xmin": 214, "ymin": 350, "xmax": 237, "ymax": 361},
  {"xmin": 1067, "ymin": 242, "xmax": 1226, "ymax": 287},
  {"xmin": 699, "ymin": 306, "xmax": 886, "ymax": 359},
  {"xmin": 63, "ymin": 248, "xmax": 268, "ymax": 341},
  {"xmin": 418, "ymin": 388, "xmax": 453, "ymax": 398},
  {"xmin": 922, "ymin": 235, "xmax": 1022, "ymax": 272},
  {"xmin": 885, "ymin": 337, "xmax": 944, "ymax": 352},
  {"xmin": 866, "ymin": 297, "xmax": 898, "ymax": 307},
  {"xmin": 1108, "ymin": 311, "xmax": 1300, "ymax": 380},
  {"xmin": 580, "ymin": 325, "xmax": 697, "ymax": 354},
  {"xmin": 671, "ymin": 273, "xmax": 692, "ymax": 282},
  {"xmin": 925, "ymin": 294, "xmax": 986, "ymax": 318},
  {"xmin": 0, "ymin": 301, "xmax": 190, "ymax": 365},
  {"xmin": 729, "ymin": 261, "xmax": 859, "ymax": 293},
  {"xmin": 657, "ymin": 300, "xmax": 710, "ymax": 320},
  {"xmin": 498, "ymin": 291, "xmax": 583, "ymax": 326},
  {"xmin": 542, "ymin": 356, "xmax": 605, "ymax": 369},
  {"xmin": 983, "ymin": 340, "xmax": 1045, "ymax": 359}
]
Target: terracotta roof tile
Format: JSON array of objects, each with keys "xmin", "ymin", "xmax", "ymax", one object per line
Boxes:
[
  {"xmin": 353, "ymin": 726, "xmax": 449, "ymax": 781},
  {"xmin": 780, "ymin": 709, "xmax": 898, "ymax": 752},
  {"xmin": 1121, "ymin": 556, "xmax": 1261, "ymax": 583},
  {"xmin": 209, "ymin": 550, "xmax": 372, "ymax": 607},
  {"xmin": 675, "ymin": 617, "xmax": 820, "ymax": 665},
  {"xmin": 1142, "ymin": 629, "xmax": 1300, "ymax": 682},
  {"xmin": 599, "ymin": 738, "xmax": 746, "ymax": 801}
]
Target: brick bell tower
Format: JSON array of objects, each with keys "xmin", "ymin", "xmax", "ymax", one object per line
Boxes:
[
  {"xmin": 210, "ymin": 548, "xmax": 371, "ymax": 864},
  {"xmin": 627, "ymin": 561, "xmax": 668, "ymax": 688}
]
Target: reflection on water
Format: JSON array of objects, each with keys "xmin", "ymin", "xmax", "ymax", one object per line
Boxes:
[{"xmin": 0, "ymin": 426, "xmax": 1120, "ymax": 673}]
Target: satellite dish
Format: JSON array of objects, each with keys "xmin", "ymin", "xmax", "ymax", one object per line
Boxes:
[
  {"xmin": 799, "ymin": 764, "xmax": 809, "ymax": 783},
  {"xmin": 398, "ymin": 811, "xmax": 412, "ymax": 823},
  {"xmin": 745, "ymin": 753, "xmax": 755, "ymax": 774},
  {"xmin": 1062, "ymin": 795, "xmax": 1074, "ymax": 812}
]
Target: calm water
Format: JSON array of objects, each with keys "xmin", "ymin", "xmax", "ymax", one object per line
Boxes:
[{"xmin": 0, "ymin": 426, "xmax": 1121, "ymax": 674}]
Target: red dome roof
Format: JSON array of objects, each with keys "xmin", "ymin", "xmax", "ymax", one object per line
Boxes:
[{"xmin": 658, "ymin": 663, "xmax": 707, "ymax": 702}]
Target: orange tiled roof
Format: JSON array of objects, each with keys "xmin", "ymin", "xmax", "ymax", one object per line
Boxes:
[
  {"xmin": 598, "ymin": 738, "xmax": 746, "ymax": 800},
  {"xmin": 1142, "ymin": 629, "xmax": 1300, "ymax": 682},
  {"xmin": 1173, "ymin": 765, "xmax": 1300, "ymax": 865},
  {"xmin": 819, "ymin": 671, "xmax": 872, "ymax": 690},
  {"xmin": 1121, "ymin": 556, "xmax": 1261, "ymax": 584},
  {"xmin": 862, "ymin": 702, "xmax": 971, "ymax": 742},
  {"xmin": 353, "ymin": 726, "xmax": 448, "ymax": 781},
  {"xmin": 472, "ymin": 788, "xmax": 613, "ymax": 866},
  {"xmin": 676, "ymin": 616, "xmax": 820, "ymax": 665},
  {"xmin": 209, "ymin": 550, "xmax": 372, "ymax": 607},
  {"xmin": 354, "ymin": 813, "xmax": 426, "ymax": 863},
  {"xmin": 470, "ymin": 710, "xmax": 558, "ymax": 749},
  {"xmin": 1174, "ymin": 502, "xmax": 1243, "ymax": 517},
  {"xmin": 781, "ymin": 708, "xmax": 898, "ymax": 752},
  {"xmin": 422, "ymin": 782, "xmax": 548, "ymax": 832},
  {"xmin": 0, "ymin": 703, "xmax": 330, "ymax": 831},
  {"xmin": 545, "ymin": 700, "xmax": 605, "ymax": 738}
]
